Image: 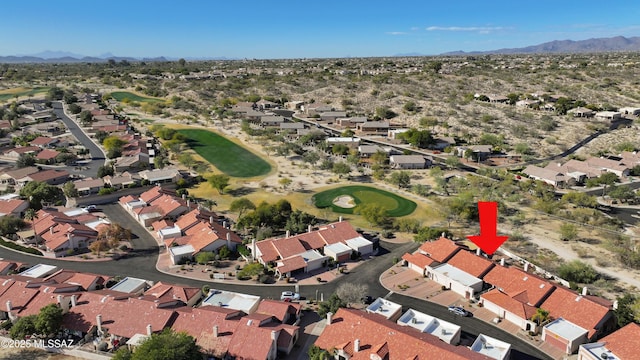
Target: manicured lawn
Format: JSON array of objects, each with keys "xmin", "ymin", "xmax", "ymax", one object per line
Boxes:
[
  {"xmin": 110, "ymin": 91, "xmax": 165, "ymax": 103},
  {"xmin": 313, "ymin": 185, "xmax": 417, "ymax": 217},
  {"xmin": 0, "ymin": 87, "xmax": 49, "ymax": 102},
  {"xmin": 177, "ymin": 129, "xmax": 271, "ymax": 178}
]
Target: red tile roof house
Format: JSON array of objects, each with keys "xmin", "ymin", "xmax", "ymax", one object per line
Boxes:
[
  {"xmin": 164, "ymin": 221, "xmax": 243, "ymax": 265},
  {"xmin": 138, "ymin": 282, "xmax": 202, "ymax": 308},
  {"xmin": 41, "ymin": 222, "xmax": 99, "ymax": 257},
  {"xmin": 256, "ymin": 299, "xmax": 302, "ymax": 325},
  {"xmin": 253, "ymin": 221, "xmax": 372, "ymax": 279},
  {"xmin": 20, "ymin": 169, "xmax": 70, "ymax": 186},
  {"xmin": 169, "ymin": 307, "xmax": 240, "ymax": 358},
  {"xmin": 0, "ymin": 198, "xmax": 29, "ymax": 218},
  {"xmin": 540, "ymin": 286, "xmax": 614, "ymax": 352},
  {"xmin": 578, "ymin": 322, "xmax": 640, "ymax": 359},
  {"xmin": 34, "ymin": 149, "xmax": 60, "ymax": 164},
  {"xmin": 2, "ymin": 146, "xmax": 41, "ymax": 160},
  {"xmin": 315, "ymin": 308, "xmax": 492, "ymax": 360},
  {"xmin": 402, "ymin": 236, "xmax": 463, "ymax": 276},
  {"xmin": 44, "ymin": 270, "xmax": 107, "ymax": 291},
  {"xmin": 480, "ymin": 262, "xmax": 556, "ymax": 333},
  {"xmin": 30, "ymin": 136, "xmax": 59, "ymax": 148}
]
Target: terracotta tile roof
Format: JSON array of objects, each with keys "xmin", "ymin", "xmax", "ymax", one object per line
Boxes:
[
  {"xmin": 0, "ymin": 199, "xmax": 27, "ymax": 215},
  {"xmin": 481, "ymin": 289, "xmax": 538, "ymax": 320},
  {"xmin": 17, "ymin": 287, "xmax": 62, "ymax": 316},
  {"xmin": 315, "ymin": 308, "xmax": 491, "ymax": 360},
  {"xmin": 26, "ymin": 169, "xmax": 69, "ymax": 183},
  {"xmin": 402, "ymin": 252, "xmax": 436, "ymax": 269},
  {"xmin": 418, "ymin": 237, "xmax": 461, "ymax": 262},
  {"xmin": 277, "ymin": 256, "xmax": 307, "ymax": 274},
  {"xmin": 446, "ymin": 250, "xmax": 495, "ymax": 278},
  {"xmin": 139, "ymin": 186, "xmax": 165, "ymax": 204},
  {"xmin": 2, "ymin": 166, "xmax": 39, "ymax": 180},
  {"xmin": 63, "ymin": 292, "xmax": 111, "ymax": 333},
  {"xmin": 143, "ymin": 282, "xmax": 201, "ymax": 305},
  {"xmin": 0, "ymin": 280, "xmax": 40, "ymax": 314},
  {"xmin": 150, "ymin": 194, "xmax": 187, "ymax": 217},
  {"xmin": 272, "ymin": 237, "xmax": 308, "ymax": 259},
  {"xmin": 5, "ymin": 146, "xmax": 40, "ymax": 155},
  {"xmin": 256, "ymin": 241, "xmax": 279, "ymax": 263},
  {"xmin": 174, "ymin": 210, "xmax": 201, "ymax": 231},
  {"xmin": 99, "ymin": 297, "xmax": 176, "ymax": 338},
  {"xmin": 119, "ymin": 195, "xmax": 136, "ymax": 205},
  {"xmin": 35, "ymin": 149, "xmax": 60, "ymax": 160},
  {"xmin": 296, "ymin": 231, "xmax": 326, "ymax": 250},
  {"xmin": 152, "ymin": 219, "xmax": 174, "ymax": 231},
  {"xmin": 256, "ymin": 299, "xmax": 301, "ymax": 323},
  {"xmin": 540, "ymin": 286, "xmax": 612, "ymax": 339},
  {"xmin": 45, "ymin": 270, "xmax": 106, "ymax": 290},
  {"xmin": 317, "ymin": 221, "xmax": 360, "ymax": 244},
  {"xmin": 227, "ymin": 322, "xmax": 278, "ymax": 360},
  {"xmin": 598, "ymin": 322, "xmax": 640, "ymax": 359},
  {"xmin": 0, "ymin": 261, "xmax": 17, "ymax": 275},
  {"xmin": 483, "ymin": 265, "xmax": 555, "ymax": 307},
  {"xmin": 170, "ymin": 307, "xmax": 239, "ymax": 357}
]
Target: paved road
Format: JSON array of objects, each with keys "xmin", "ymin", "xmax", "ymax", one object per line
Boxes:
[
  {"xmin": 99, "ymin": 203, "xmax": 160, "ymax": 250},
  {"xmin": 52, "ymin": 101, "xmax": 105, "ymax": 178},
  {"xmin": 0, "ymin": 237, "xmax": 549, "ymax": 359}
]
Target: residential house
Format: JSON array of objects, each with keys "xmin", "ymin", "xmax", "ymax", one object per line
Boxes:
[
  {"xmin": 456, "ymin": 145, "xmax": 493, "ymax": 161},
  {"xmin": 326, "ymin": 137, "xmax": 361, "ymax": 149},
  {"xmin": 366, "ymin": 298, "xmax": 403, "ymax": 321},
  {"xmin": 487, "ymin": 95, "xmax": 509, "ymax": 103},
  {"xmin": 356, "ymin": 120, "xmax": 390, "ymax": 135},
  {"xmin": 170, "ymin": 307, "xmax": 240, "ymax": 358},
  {"xmin": 35, "ymin": 149, "xmax": 60, "ymax": 164},
  {"xmin": 390, "ymin": 155, "xmax": 431, "ymax": 169},
  {"xmin": 0, "ymin": 198, "xmax": 29, "ymax": 218},
  {"xmin": 303, "ymin": 104, "xmax": 334, "ymax": 116},
  {"xmin": 584, "ymin": 157, "xmax": 630, "ymax": 177},
  {"xmin": 3, "ymin": 146, "xmax": 41, "ymax": 160},
  {"xmin": 358, "ymin": 145, "xmax": 385, "ymax": 158},
  {"xmin": 396, "ymin": 308, "xmax": 461, "ymax": 345},
  {"xmin": 315, "ymin": 308, "xmax": 492, "ymax": 360},
  {"xmin": 103, "ymin": 173, "xmax": 139, "ymax": 189},
  {"xmin": 73, "ymin": 178, "xmax": 105, "ymax": 196},
  {"xmin": 542, "ymin": 318, "xmax": 589, "ymax": 354},
  {"xmin": 256, "ymin": 299, "xmax": 301, "ymax": 325},
  {"xmin": 0, "ymin": 166, "xmax": 39, "ymax": 188},
  {"xmin": 20, "ymin": 169, "xmax": 70, "ymax": 186},
  {"xmin": 260, "ymin": 115, "xmax": 286, "ymax": 127},
  {"xmin": 578, "ymin": 322, "xmax": 640, "ymax": 360},
  {"xmin": 446, "ymin": 249, "xmax": 495, "ymax": 279},
  {"xmin": 516, "ymin": 99, "xmax": 540, "ymax": 108},
  {"xmin": 138, "ymin": 168, "xmax": 181, "ymax": 184},
  {"xmin": 336, "ymin": 116, "xmax": 367, "ymax": 128},
  {"xmin": 540, "ymin": 286, "xmax": 614, "ymax": 342},
  {"xmin": 138, "ymin": 282, "xmax": 202, "ymax": 308},
  {"xmin": 523, "ymin": 165, "xmax": 569, "ymax": 187},
  {"xmin": 41, "ymin": 222, "xmax": 99, "ymax": 256},
  {"xmin": 44, "ymin": 269, "xmax": 106, "ymax": 291},
  {"xmin": 595, "ymin": 111, "xmax": 622, "ymax": 121},
  {"xmin": 427, "ymin": 263, "xmax": 484, "ymax": 298},
  {"xmin": 30, "ymin": 136, "xmax": 59, "ymax": 148},
  {"xmin": 388, "ymin": 128, "xmax": 410, "ymax": 140},
  {"xmin": 320, "ymin": 111, "xmax": 347, "ymax": 122},
  {"xmin": 201, "ymin": 289, "xmax": 260, "ymax": 314},
  {"xmin": 568, "ymin": 107, "xmax": 595, "ymax": 118},
  {"xmin": 417, "ymin": 236, "xmax": 461, "ymax": 262},
  {"xmin": 470, "ymin": 334, "xmax": 511, "ymax": 360},
  {"xmin": 432, "ymin": 136, "xmax": 456, "ymax": 150},
  {"xmin": 618, "ymin": 107, "xmax": 640, "ymax": 116},
  {"xmin": 480, "ymin": 263, "xmax": 555, "ymax": 332}
]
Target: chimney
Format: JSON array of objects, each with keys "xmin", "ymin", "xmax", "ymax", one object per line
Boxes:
[
  {"xmin": 223, "ymin": 221, "xmax": 228, "ymax": 229},
  {"xmin": 582, "ymin": 287, "xmax": 588, "ymax": 296},
  {"xmin": 339, "ymin": 216, "xmax": 343, "ymax": 222},
  {"xmin": 213, "ymin": 325, "xmax": 219, "ymax": 338},
  {"xmin": 308, "ymin": 224, "xmax": 312, "ymax": 233},
  {"xmin": 50, "ymin": 226, "xmax": 54, "ymax": 234},
  {"xmin": 271, "ymin": 330, "xmax": 277, "ymax": 342},
  {"xmin": 500, "ymin": 258, "xmax": 505, "ymax": 266},
  {"xmin": 71, "ymin": 295, "xmax": 77, "ymax": 308},
  {"xmin": 187, "ymin": 199, "xmax": 190, "ymax": 208},
  {"xmin": 6, "ymin": 300, "xmax": 11, "ymax": 313},
  {"xmin": 226, "ymin": 232, "xmax": 231, "ymax": 247},
  {"xmin": 182, "ymin": 194, "xmax": 186, "ymax": 200},
  {"xmin": 476, "ymin": 248, "xmax": 481, "ymax": 256},
  {"xmin": 286, "ymin": 230, "xmax": 290, "ymax": 238},
  {"xmin": 57, "ymin": 295, "xmax": 70, "ymax": 313},
  {"xmin": 354, "ymin": 339, "xmax": 360, "ymax": 353},
  {"xmin": 96, "ymin": 314, "xmax": 103, "ymax": 333},
  {"xmin": 524, "ymin": 262, "xmax": 529, "ymax": 272},
  {"xmin": 441, "ymin": 232, "xmax": 446, "ymax": 238},
  {"xmin": 210, "ymin": 216, "xmax": 214, "ymax": 225},
  {"xmin": 613, "ymin": 300, "xmax": 618, "ymax": 310},
  {"xmin": 252, "ymin": 238, "xmax": 257, "ymax": 260},
  {"xmin": 146, "ymin": 324, "xmax": 152, "ymax": 336}
]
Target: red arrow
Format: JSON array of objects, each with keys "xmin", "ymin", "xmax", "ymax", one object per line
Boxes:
[{"xmin": 466, "ymin": 201, "xmax": 508, "ymax": 255}]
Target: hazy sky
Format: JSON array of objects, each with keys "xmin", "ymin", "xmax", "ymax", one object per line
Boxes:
[{"xmin": 2, "ymin": 1, "xmax": 639, "ymax": 59}]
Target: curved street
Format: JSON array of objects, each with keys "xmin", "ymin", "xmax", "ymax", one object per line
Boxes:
[{"xmin": 0, "ymin": 239, "xmax": 550, "ymax": 359}]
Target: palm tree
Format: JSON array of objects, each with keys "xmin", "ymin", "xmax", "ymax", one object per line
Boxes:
[
  {"xmin": 531, "ymin": 308, "xmax": 550, "ymax": 327},
  {"xmin": 24, "ymin": 208, "xmax": 38, "ymax": 222}
]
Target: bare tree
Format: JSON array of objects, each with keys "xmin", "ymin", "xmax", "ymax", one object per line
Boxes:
[{"xmin": 336, "ymin": 282, "xmax": 369, "ymax": 306}]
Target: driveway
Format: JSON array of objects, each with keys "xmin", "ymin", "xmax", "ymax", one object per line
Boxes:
[{"xmin": 99, "ymin": 203, "xmax": 160, "ymax": 250}]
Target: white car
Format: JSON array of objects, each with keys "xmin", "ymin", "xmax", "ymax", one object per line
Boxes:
[
  {"xmin": 83, "ymin": 205, "xmax": 98, "ymax": 212},
  {"xmin": 280, "ymin": 291, "xmax": 300, "ymax": 301}
]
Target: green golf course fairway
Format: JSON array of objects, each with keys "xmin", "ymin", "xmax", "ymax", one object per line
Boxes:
[{"xmin": 313, "ymin": 185, "xmax": 417, "ymax": 217}]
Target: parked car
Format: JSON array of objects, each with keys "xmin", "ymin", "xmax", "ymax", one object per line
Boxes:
[
  {"xmin": 83, "ymin": 205, "xmax": 97, "ymax": 212},
  {"xmin": 448, "ymin": 306, "xmax": 471, "ymax": 317},
  {"xmin": 280, "ymin": 291, "xmax": 300, "ymax": 301}
]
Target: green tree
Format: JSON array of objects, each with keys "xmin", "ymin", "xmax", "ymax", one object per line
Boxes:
[
  {"xmin": 558, "ymin": 260, "xmax": 599, "ymax": 284},
  {"xmin": 0, "ymin": 216, "xmax": 26, "ymax": 236},
  {"xmin": 237, "ymin": 262, "xmax": 265, "ymax": 280},
  {"xmin": 62, "ymin": 181, "xmax": 78, "ymax": 198},
  {"xmin": 561, "ymin": 192, "xmax": 597, "ymax": 208},
  {"xmin": 608, "ymin": 185, "xmax": 637, "ymax": 203},
  {"xmin": 97, "ymin": 164, "xmax": 115, "ymax": 178},
  {"xmin": 332, "ymin": 162, "xmax": 351, "ymax": 178},
  {"xmin": 229, "ymin": 198, "xmax": 256, "ymax": 219},
  {"xmin": 317, "ymin": 293, "xmax": 346, "ymax": 318},
  {"xmin": 9, "ymin": 315, "xmax": 37, "ymax": 339},
  {"xmin": 398, "ymin": 128, "xmax": 434, "ymax": 148},
  {"xmin": 403, "ymin": 101, "xmax": 417, "ymax": 113},
  {"xmin": 614, "ymin": 294, "xmax": 640, "ymax": 328},
  {"xmin": 388, "ymin": 171, "xmax": 411, "ymax": 188},
  {"xmin": 103, "ymin": 136, "xmax": 126, "ymax": 158},
  {"xmin": 79, "ymin": 110, "xmax": 93, "ymax": 125},
  {"xmin": 284, "ymin": 210, "xmax": 318, "ymax": 234},
  {"xmin": 16, "ymin": 153, "xmax": 35, "ymax": 168},
  {"xmin": 35, "ymin": 303, "xmax": 63, "ymax": 336},
  {"xmin": 113, "ymin": 328, "xmax": 201, "ymax": 360},
  {"xmin": 414, "ymin": 227, "xmax": 451, "ymax": 242},
  {"xmin": 530, "ymin": 308, "xmax": 550, "ymax": 326},
  {"xmin": 445, "ymin": 156, "xmax": 461, "ymax": 170},
  {"xmin": 332, "ymin": 144, "xmax": 350, "ymax": 156},
  {"xmin": 68, "ymin": 103, "xmax": 82, "ymax": 114},
  {"xmin": 195, "ymin": 252, "xmax": 216, "ymax": 264},
  {"xmin": 178, "ymin": 153, "xmax": 195, "ymax": 168},
  {"xmin": 370, "ymin": 151, "xmax": 388, "ymax": 167},
  {"xmin": 303, "ymin": 151, "xmax": 321, "ymax": 167},
  {"xmin": 355, "ymin": 203, "xmax": 388, "ymax": 227},
  {"xmin": 374, "ymin": 106, "xmax": 397, "ymax": 120},
  {"xmin": 559, "ymin": 223, "xmax": 578, "ymax": 241},
  {"xmin": 308, "ymin": 345, "xmax": 331, "ymax": 360},
  {"xmin": 208, "ymin": 174, "xmax": 230, "ymax": 194},
  {"xmin": 20, "ymin": 181, "xmax": 64, "ymax": 210}
]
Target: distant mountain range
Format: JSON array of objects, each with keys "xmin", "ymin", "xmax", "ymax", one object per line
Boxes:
[
  {"xmin": 440, "ymin": 36, "xmax": 640, "ymax": 55},
  {"xmin": 0, "ymin": 51, "xmax": 236, "ymax": 64}
]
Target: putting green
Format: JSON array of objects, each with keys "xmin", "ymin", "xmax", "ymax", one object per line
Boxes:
[{"xmin": 313, "ymin": 185, "xmax": 416, "ymax": 217}]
